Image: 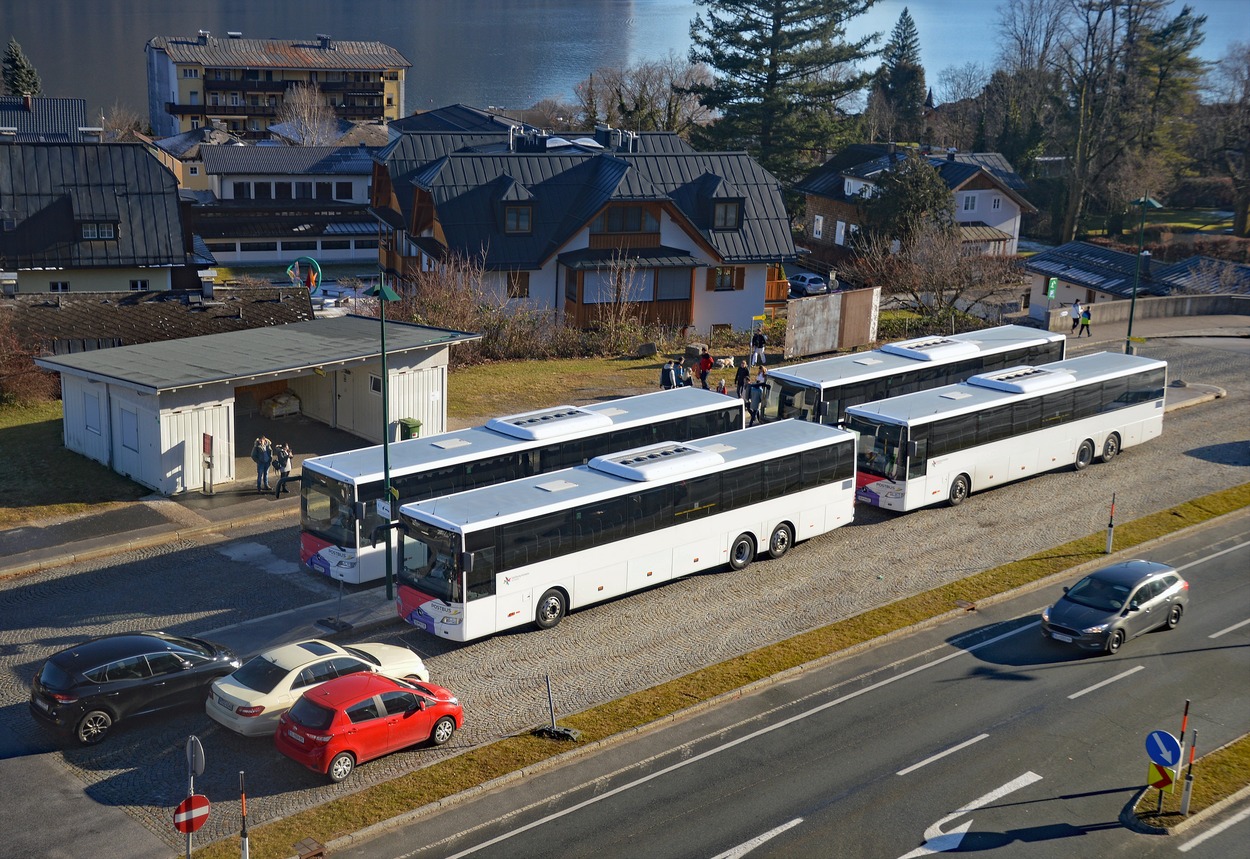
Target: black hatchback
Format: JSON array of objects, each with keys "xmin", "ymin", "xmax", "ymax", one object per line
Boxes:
[{"xmin": 30, "ymin": 631, "xmax": 241, "ymax": 744}]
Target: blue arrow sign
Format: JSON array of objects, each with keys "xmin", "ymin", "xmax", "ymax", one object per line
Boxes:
[{"xmin": 1146, "ymin": 730, "xmax": 1182, "ymax": 767}]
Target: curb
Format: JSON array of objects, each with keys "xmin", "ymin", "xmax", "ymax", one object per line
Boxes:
[{"xmin": 1124, "ymin": 734, "xmax": 1250, "ymax": 836}]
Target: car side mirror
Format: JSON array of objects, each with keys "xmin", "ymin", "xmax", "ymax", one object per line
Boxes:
[
  {"xmin": 1128, "ymin": 601, "xmax": 1140, "ymax": 612},
  {"xmin": 1062, "ymin": 586, "xmax": 1069, "ymax": 594}
]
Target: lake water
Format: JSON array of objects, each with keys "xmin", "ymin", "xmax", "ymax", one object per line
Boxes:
[{"xmin": 7, "ymin": 0, "xmax": 1246, "ymax": 124}]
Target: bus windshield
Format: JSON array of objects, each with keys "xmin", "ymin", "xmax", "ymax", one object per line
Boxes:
[
  {"xmin": 765, "ymin": 380, "xmax": 817, "ymax": 423},
  {"xmin": 847, "ymin": 415, "xmax": 907, "ymax": 481},
  {"xmin": 300, "ymin": 470, "xmax": 356, "ymax": 547},
  {"xmin": 399, "ymin": 520, "xmax": 461, "ymax": 601}
]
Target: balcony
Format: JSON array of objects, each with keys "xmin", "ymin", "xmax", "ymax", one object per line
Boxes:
[
  {"xmin": 204, "ymin": 78, "xmax": 288, "ymax": 92},
  {"xmin": 169, "ymin": 103, "xmax": 279, "ymax": 117}
]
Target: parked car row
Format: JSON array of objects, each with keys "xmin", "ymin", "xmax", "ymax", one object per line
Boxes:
[{"xmin": 29, "ymin": 634, "xmax": 461, "ymax": 782}]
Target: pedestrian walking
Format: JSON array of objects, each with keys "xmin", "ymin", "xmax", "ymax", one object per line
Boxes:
[
  {"xmin": 750, "ymin": 328, "xmax": 768, "ymax": 366},
  {"xmin": 735, "ymin": 360, "xmax": 750, "ymax": 399},
  {"xmin": 716, "ymin": 378, "xmax": 727, "ymax": 395},
  {"xmin": 660, "ymin": 359, "xmax": 677, "ymax": 390},
  {"xmin": 273, "ymin": 442, "xmax": 294, "ymax": 497},
  {"xmin": 746, "ymin": 367, "xmax": 769, "ymax": 426},
  {"xmin": 1078, "ymin": 307, "xmax": 1092, "ymax": 338},
  {"xmin": 1070, "ymin": 299, "xmax": 1083, "ymax": 333},
  {"xmin": 251, "ymin": 435, "xmax": 272, "ymax": 492},
  {"xmin": 697, "ymin": 348, "xmax": 713, "ymax": 390}
]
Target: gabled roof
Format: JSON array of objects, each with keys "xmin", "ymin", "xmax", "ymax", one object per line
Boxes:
[
  {"xmin": 0, "ymin": 143, "xmax": 191, "ymax": 270},
  {"xmin": 396, "ymin": 149, "xmax": 793, "ymax": 269},
  {"xmin": 147, "ymin": 34, "xmax": 410, "ymax": 70},
  {"xmin": 148, "ymin": 126, "xmax": 244, "ymax": 158},
  {"xmin": 389, "ymin": 104, "xmax": 526, "ymax": 134},
  {"xmin": 0, "ymin": 96, "xmax": 92, "ymax": 143},
  {"xmin": 1023, "ymin": 241, "xmax": 1169, "ymax": 298},
  {"xmin": 1153, "ymin": 256, "xmax": 1250, "ymax": 295},
  {"xmin": 200, "ymin": 144, "xmax": 377, "ymax": 175},
  {"xmin": 5, "ymin": 287, "xmax": 314, "ymax": 354}
]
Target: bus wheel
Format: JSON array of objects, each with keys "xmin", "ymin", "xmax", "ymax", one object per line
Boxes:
[
  {"xmin": 1101, "ymin": 433, "xmax": 1121, "ymax": 463},
  {"xmin": 535, "ymin": 589, "xmax": 566, "ymax": 630},
  {"xmin": 729, "ymin": 534, "xmax": 756, "ymax": 571},
  {"xmin": 1075, "ymin": 440, "xmax": 1095, "ymax": 471},
  {"xmin": 767, "ymin": 523, "xmax": 793, "ymax": 560},
  {"xmin": 948, "ymin": 474, "xmax": 970, "ymax": 507}
]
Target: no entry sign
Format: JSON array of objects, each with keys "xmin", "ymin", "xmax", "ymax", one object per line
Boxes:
[{"xmin": 174, "ymin": 793, "xmax": 210, "ymax": 834}]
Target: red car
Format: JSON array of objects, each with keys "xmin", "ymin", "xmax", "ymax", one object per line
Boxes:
[{"xmin": 274, "ymin": 673, "xmax": 462, "ymax": 782}]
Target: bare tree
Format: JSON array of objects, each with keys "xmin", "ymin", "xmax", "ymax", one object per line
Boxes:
[
  {"xmin": 275, "ymin": 83, "xmax": 339, "ymax": 145},
  {"xmin": 575, "ymin": 53, "xmax": 712, "ymax": 136},
  {"xmin": 102, "ymin": 100, "xmax": 145, "ymax": 142},
  {"xmin": 931, "ymin": 62, "xmax": 990, "ymax": 149},
  {"xmin": 1206, "ymin": 42, "xmax": 1250, "ymax": 237}
]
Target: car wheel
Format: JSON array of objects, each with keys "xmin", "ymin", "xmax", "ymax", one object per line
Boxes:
[
  {"xmin": 535, "ymin": 589, "xmax": 566, "ymax": 630},
  {"xmin": 948, "ymin": 474, "xmax": 971, "ymax": 507},
  {"xmin": 76, "ymin": 710, "xmax": 113, "ymax": 745},
  {"xmin": 328, "ymin": 751, "xmax": 355, "ymax": 783},
  {"xmin": 1166, "ymin": 604, "xmax": 1183, "ymax": 629},
  {"xmin": 729, "ymin": 533, "xmax": 755, "ymax": 571},
  {"xmin": 1101, "ymin": 433, "xmax": 1121, "ymax": 463},
  {"xmin": 767, "ymin": 523, "xmax": 793, "ymax": 560},
  {"xmin": 1075, "ymin": 440, "xmax": 1095, "ymax": 471},
  {"xmin": 1106, "ymin": 629, "xmax": 1125, "ymax": 654},
  {"xmin": 431, "ymin": 716, "xmax": 456, "ymax": 746}
]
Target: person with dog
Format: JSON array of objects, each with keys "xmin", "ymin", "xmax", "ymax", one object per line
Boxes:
[{"xmin": 697, "ymin": 348, "xmax": 713, "ymax": 389}]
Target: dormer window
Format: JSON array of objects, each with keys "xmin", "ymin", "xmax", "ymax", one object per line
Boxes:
[
  {"xmin": 81, "ymin": 223, "xmax": 116, "ymax": 240},
  {"xmin": 590, "ymin": 206, "xmax": 659, "ymax": 234},
  {"xmin": 505, "ymin": 206, "xmax": 532, "ymax": 234},
  {"xmin": 713, "ymin": 201, "xmax": 742, "ymax": 230}
]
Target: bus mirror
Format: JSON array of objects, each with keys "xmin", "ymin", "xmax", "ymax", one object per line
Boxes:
[
  {"xmin": 815, "ymin": 401, "xmax": 828, "ymax": 419},
  {"xmin": 460, "ymin": 552, "xmax": 474, "ymax": 575},
  {"xmin": 907, "ymin": 441, "xmax": 921, "ymax": 458},
  {"xmin": 352, "ymin": 501, "xmax": 366, "ymax": 521}
]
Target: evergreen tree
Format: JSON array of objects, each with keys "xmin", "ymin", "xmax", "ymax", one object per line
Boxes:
[
  {"xmin": 869, "ymin": 7, "xmax": 927, "ymax": 141},
  {"xmin": 2, "ymin": 38, "xmax": 42, "ymax": 97},
  {"xmin": 686, "ymin": 0, "xmax": 878, "ymax": 188},
  {"xmin": 861, "ymin": 150, "xmax": 954, "ymax": 244}
]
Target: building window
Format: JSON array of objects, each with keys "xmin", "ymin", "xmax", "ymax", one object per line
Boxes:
[
  {"xmin": 210, "ymin": 94, "xmax": 219, "ymax": 106},
  {"xmin": 709, "ymin": 267, "xmax": 744, "ymax": 292},
  {"xmin": 316, "ymin": 182, "xmax": 333, "ymax": 200},
  {"xmin": 254, "ymin": 182, "xmax": 272, "ymax": 200},
  {"xmin": 283, "ymin": 241, "xmax": 316, "ymax": 251},
  {"xmin": 962, "ymin": 195, "xmax": 977, "ymax": 212},
  {"xmin": 120, "ymin": 409, "xmax": 140, "ymax": 453},
  {"xmin": 321, "ymin": 240, "xmax": 350, "ymax": 250},
  {"xmin": 50, "ymin": 281, "xmax": 70, "ymax": 292},
  {"xmin": 275, "ymin": 182, "xmax": 292, "ymax": 200},
  {"xmin": 229, "ymin": 94, "xmax": 240, "ymax": 106},
  {"xmin": 369, "ymin": 374, "xmax": 383, "ymax": 395},
  {"xmin": 505, "ymin": 206, "xmax": 532, "ymax": 234},
  {"xmin": 590, "ymin": 206, "xmax": 659, "ymax": 233},
  {"xmin": 81, "ymin": 223, "xmax": 97, "ymax": 239},
  {"xmin": 334, "ymin": 182, "xmax": 353, "ymax": 201},
  {"xmin": 992, "ymin": 197, "xmax": 1002, "ymax": 210},
  {"xmin": 295, "ymin": 181, "xmax": 313, "ymax": 199},
  {"xmin": 100, "ymin": 223, "xmax": 114, "ymax": 238},
  {"xmin": 205, "ymin": 242, "xmax": 236, "ymax": 252},
  {"xmin": 812, "ymin": 214, "xmax": 824, "ymax": 240},
  {"xmin": 190, "ymin": 118, "xmax": 200, "ymax": 130},
  {"xmin": 233, "ymin": 181, "xmax": 251, "ymax": 200},
  {"xmin": 712, "ymin": 201, "xmax": 741, "ymax": 230},
  {"xmin": 189, "ymin": 166, "xmax": 200, "ymax": 176},
  {"xmin": 354, "ymin": 239, "xmax": 378, "ymax": 249},
  {"xmin": 239, "ymin": 241, "xmax": 278, "ymax": 252},
  {"xmin": 507, "ymin": 271, "xmax": 530, "ymax": 298},
  {"xmin": 129, "ymin": 279, "xmax": 149, "ymax": 291},
  {"xmin": 84, "ymin": 392, "xmax": 101, "ymax": 435},
  {"xmin": 182, "ymin": 68, "xmax": 199, "ymax": 78}
]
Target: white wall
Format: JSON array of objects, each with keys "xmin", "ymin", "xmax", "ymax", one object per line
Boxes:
[
  {"xmin": 109, "ymin": 387, "xmax": 162, "ymax": 492},
  {"xmin": 692, "ymin": 264, "xmax": 770, "ymax": 332},
  {"xmin": 60, "ymin": 375, "xmax": 112, "ymax": 466},
  {"xmin": 159, "ymin": 389, "xmax": 235, "ymax": 494}
]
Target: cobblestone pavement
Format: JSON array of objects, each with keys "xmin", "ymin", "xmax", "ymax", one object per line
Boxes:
[{"xmin": 0, "ymin": 338, "xmax": 1247, "ymax": 851}]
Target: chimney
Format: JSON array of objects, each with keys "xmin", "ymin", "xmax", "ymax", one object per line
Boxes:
[
  {"xmin": 1139, "ymin": 250, "xmax": 1153, "ymax": 283},
  {"xmin": 593, "ymin": 124, "xmax": 611, "ymax": 147},
  {"xmin": 198, "ymin": 30, "xmax": 210, "ymax": 45},
  {"xmin": 23, "ymin": 93, "xmax": 33, "ymax": 111},
  {"xmin": 946, "ymin": 147, "xmax": 957, "ymax": 162},
  {"xmin": 317, "ymin": 34, "xmax": 333, "ymax": 50}
]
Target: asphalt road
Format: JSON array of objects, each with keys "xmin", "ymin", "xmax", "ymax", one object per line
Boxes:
[
  {"xmin": 0, "ymin": 337, "xmax": 1248, "ymax": 855},
  {"xmin": 336, "ymin": 516, "xmax": 1250, "ymax": 859}
]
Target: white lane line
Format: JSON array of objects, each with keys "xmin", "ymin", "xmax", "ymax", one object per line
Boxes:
[
  {"xmin": 1176, "ymin": 539, "xmax": 1250, "ymax": 572},
  {"xmin": 440, "ymin": 621, "xmax": 1039, "ymax": 859},
  {"xmin": 899, "ymin": 771, "xmax": 1044, "ymax": 858},
  {"xmin": 1067, "ymin": 665, "xmax": 1145, "ymax": 700},
  {"xmin": 1209, "ymin": 617, "xmax": 1250, "ymax": 639},
  {"xmin": 710, "ymin": 818, "xmax": 804, "ymax": 859},
  {"xmin": 897, "ymin": 734, "xmax": 990, "ymax": 776},
  {"xmin": 1177, "ymin": 803, "xmax": 1250, "ymax": 853}
]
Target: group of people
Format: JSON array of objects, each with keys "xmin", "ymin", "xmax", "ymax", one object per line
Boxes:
[
  {"xmin": 1070, "ymin": 299, "xmax": 1093, "ymax": 337},
  {"xmin": 659, "ymin": 326, "xmax": 771, "ymax": 424},
  {"xmin": 250, "ymin": 435, "xmax": 294, "ymax": 496}
]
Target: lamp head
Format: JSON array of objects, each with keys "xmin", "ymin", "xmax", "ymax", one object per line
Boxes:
[
  {"xmin": 1133, "ymin": 196, "xmax": 1163, "ymax": 210},
  {"xmin": 366, "ymin": 283, "xmax": 401, "ymax": 302}
]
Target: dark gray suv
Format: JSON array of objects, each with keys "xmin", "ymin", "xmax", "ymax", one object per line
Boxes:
[{"xmin": 1041, "ymin": 560, "xmax": 1189, "ymax": 654}]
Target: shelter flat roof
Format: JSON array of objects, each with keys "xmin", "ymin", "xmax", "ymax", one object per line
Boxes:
[{"xmin": 36, "ymin": 314, "xmax": 479, "ymax": 394}]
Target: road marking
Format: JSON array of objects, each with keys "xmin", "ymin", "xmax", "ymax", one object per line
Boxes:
[
  {"xmin": 710, "ymin": 818, "xmax": 804, "ymax": 859},
  {"xmin": 1176, "ymin": 539, "xmax": 1250, "ymax": 572},
  {"xmin": 439, "ymin": 622, "xmax": 1039, "ymax": 858},
  {"xmin": 1209, "ymin": 617, "xmax": 1250, "ymax": 639},
  {"xmin": 1177, "ymin": 803, "xmax": 1250, "ymax": 852},
  {"xmin": 897, "ymin": 734, "xmax": 990, "ymax": 776},
  {"xmin": 898, "ymin": 771, "xmax": 1043, "ymax": 858},
  {"xmin": 1067, "ymin": 665, "xmax": 1144, "ymax": 699}
]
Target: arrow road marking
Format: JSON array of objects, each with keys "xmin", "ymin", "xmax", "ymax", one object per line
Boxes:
[
  {"xmin": 710, "ymin": 818, "xmax": 804, "ymax": 859},
  {"xmin": 897, "ymin": 771, "xmax": 1043, "ymax": 858}
]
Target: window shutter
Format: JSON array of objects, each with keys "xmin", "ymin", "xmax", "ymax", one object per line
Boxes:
[
  {"xmin": 734, "ymin": 268, "xmax": 745, "ymax": 291},
  {"xmin": 706, "ymin": 269, "xmax": 716, "ymax": 291}
]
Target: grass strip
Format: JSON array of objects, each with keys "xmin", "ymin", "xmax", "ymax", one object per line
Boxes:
[
  {"xmin": 1137, "ymin": 733, "xmax": 1250, "ymax": 824},
  {"xmin": 197, "ymin": 481, "xmax": 1250, "ymax": 859}
]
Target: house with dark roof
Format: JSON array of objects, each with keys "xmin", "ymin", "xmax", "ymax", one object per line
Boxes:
[
  {"xmin": 388, "ymin": 104, "xmax": 527, "ymax": 137},
  {"xmin": 0, "ymin": 95, "xmax": 100, "ymax": 143},
  {"xmin": 146, "ymin": 32, "xmax": 410, "ymax": 139},
  {"xmin": 0, "ymin": 143, "xmax": 210, "ymax": 294},
  {"xmin": 142, "ymin": 125, "xmax": 245, "ymax": 191},
  {"xmin": 371, "ymin": 126, "xmax": 792, "ymax": 331},
  {"xmin": 189, "ymin": 144, "xmax": 379, "ymax": 265},
  {"xmin": 1022, "ymin": 241, "xmax": 1250, "ymax": 322},
  {"xmin": 796, "ymin": 145, "xmax": 1036, "ymax": 262}
]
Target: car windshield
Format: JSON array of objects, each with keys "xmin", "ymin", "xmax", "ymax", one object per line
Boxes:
[
  {"xmin": 288, "ymin": 697, "xmax": 335, "ymax": 731},
  {"xmin": 230, "ymin": 657, "xmax": 291, "ymax": 694},
  {"xmin": 1064, "ymin": 576, "xmax": 1134, "ymax": 612},
  {"xmin": 342, "ymin": 645, "xmax": 380, "ymax": 667}
]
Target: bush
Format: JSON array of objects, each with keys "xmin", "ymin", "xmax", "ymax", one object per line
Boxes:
[
  {"xmin": 1166, "ymin": 177, "xmax": 1234, "ymax": 209},
  {"xmin": 0, "ymin": 314, "xmax": 60, "ymax": 405}
]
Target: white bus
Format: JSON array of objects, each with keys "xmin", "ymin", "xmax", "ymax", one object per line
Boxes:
[
  {"xmin": 846, "ymin": 352, "xmax": 1167, "ymax": 512},
  {"xmin": 300, "ymin": 388, "xmax": 744, "ymax": 583},
  {"xmin": 763, "ymin": 325, "xmax": 1066, "ymax": 425},
  {"xmin": 394, "ymin": 420, "xmax": 857, "ymax": 641}
]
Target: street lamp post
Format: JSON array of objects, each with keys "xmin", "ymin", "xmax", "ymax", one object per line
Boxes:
[
  {"xmin": 1124, "ymin": 195, "xmax": 1163, "ymax": 355},
  {"xmin": 367, "ymin": 279, "xmax": 402, "ymax": 601}
]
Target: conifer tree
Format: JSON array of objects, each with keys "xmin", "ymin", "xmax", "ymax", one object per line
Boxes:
[
  {"xmin": 686, "ymin": 0, "xmax": 877, "ymax": 187},
  {"xmin": 868, "ymin": 7, "xmax": 927, "ymax": 141},
  {"xmin": 2, "ymin": 38, "xmax": 43, "ymax": 97}
]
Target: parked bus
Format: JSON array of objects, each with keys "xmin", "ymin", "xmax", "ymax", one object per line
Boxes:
[
  {"xmin": 762, "ymin": 325, "xmax": 1066, "ymax": 426},
  {"xmin": 300, "ymin": 388, "xmax": 745, "ymax": 583},
  {"xmin": 395, "ymin": 420, "xmax": 857, "ymax": 641},
  {"xmin": 846, "ymin": 352, "xmax": 1167, "ymax": 512}
]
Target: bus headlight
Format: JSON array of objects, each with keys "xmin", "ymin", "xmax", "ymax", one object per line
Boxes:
[{"xmin": 439, "ymin": 616, "xmax": 462, "ymax": 626}]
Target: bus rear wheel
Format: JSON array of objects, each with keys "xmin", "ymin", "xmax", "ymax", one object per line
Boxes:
[
  {"xmin": 1075, "ymin": 440, "xmax": 1095, "ymax": 471},
  {"xmin": 729, "ymin": 534, "xmax": 756, "ymax": 571},
  {"xmin": 1101, "ymin": 433, "xmax": 1121, "ymax": 463},
  {"xmin": 767, "ymin": 523, "xmax": 793, "ymax": 560},
  {"xmin": 948, "ymin": 474, "xmax": 971, "ymax": 507},
  {"xmin": 535, "ymin": 589, "xmax": 566, "ymax": 630}
]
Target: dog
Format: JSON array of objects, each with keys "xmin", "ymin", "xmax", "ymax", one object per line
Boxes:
[{"xmin": 714, "ymin": 357, "xmax": 735, "ymax": 370}]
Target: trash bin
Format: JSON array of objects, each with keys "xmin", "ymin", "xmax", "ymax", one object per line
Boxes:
[{"xmin": 399, "ymin": 418, "xmax": 422, "ymax": 440}]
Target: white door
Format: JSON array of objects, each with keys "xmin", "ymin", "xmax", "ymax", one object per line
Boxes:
[{"xmin": 335, "ymin": 370, "xmax": 355, "ymax": 432}]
